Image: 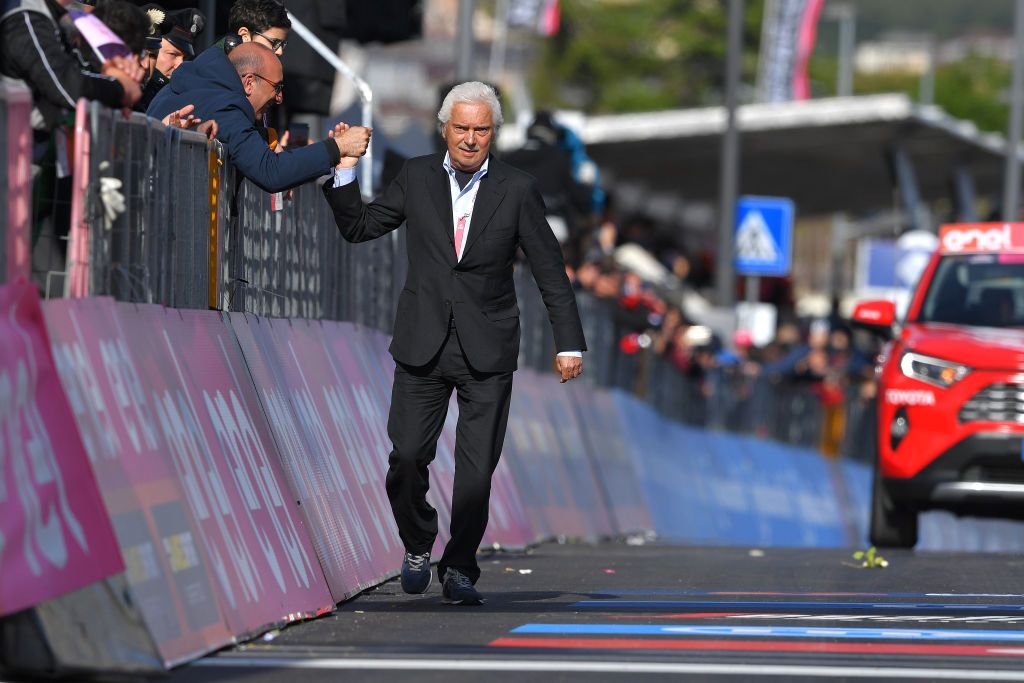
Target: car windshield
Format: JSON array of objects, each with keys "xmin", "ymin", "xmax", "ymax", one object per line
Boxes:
[{"xmin": 917, "ymin": 253, "xmax": 1024, "ymax": 328}]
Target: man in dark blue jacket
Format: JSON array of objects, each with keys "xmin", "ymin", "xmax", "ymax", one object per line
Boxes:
[{"xmin": 147, "ymin": 42, "xmax": 369, "ymax": 193}]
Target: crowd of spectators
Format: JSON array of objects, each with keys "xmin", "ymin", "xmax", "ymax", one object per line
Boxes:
[
  {"xmin": 2, "ymin": 0, "xmax": 369, "ymax": 279},
  {"xmin": 501, "ymin": 112, "xmax": 881, "ymax": 457}
]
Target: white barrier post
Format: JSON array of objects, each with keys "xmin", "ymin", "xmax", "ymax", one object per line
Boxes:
[{"xmin": 286, "ymin": 11, "xmax": 374, "ymax": 199}]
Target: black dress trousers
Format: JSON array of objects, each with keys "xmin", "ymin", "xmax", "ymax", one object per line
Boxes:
[{"xmin": 385, "ymin": 316, "xmax": 514, "ymax": 584}]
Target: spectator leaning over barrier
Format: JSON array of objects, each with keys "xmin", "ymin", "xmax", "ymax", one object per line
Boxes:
[
  {"xmin": 323, "ymin": 81, "xmax": 587, "ymax": 606},
  {"xmin": 223, "ymin": 0, "xmax": 290, "ymax": 56},
  {"xmin": 0, "ymin": 0, "xmax": 143, "ymax": 128},
  {"xmin": 136, "ymin": 5, "xmax": 204, "ymax": 112},
  {"xmin": 147, "ymin": 42, "xmax": 369, "ymax": 193}
]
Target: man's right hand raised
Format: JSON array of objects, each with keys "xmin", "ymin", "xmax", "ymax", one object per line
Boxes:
[{"xmin": 330, "ymin": 123, "xmax": 371, "ymax": 166}]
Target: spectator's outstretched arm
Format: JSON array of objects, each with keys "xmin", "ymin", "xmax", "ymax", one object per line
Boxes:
[
  {"xmin": 215, "ymin": 105, "xmax": 342, "ymax": 193},
  {"xmin": 0, "ymin": 12, "xmax": 128, "ymax": 110}
]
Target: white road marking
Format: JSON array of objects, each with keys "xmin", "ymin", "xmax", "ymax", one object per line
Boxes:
[{"xmin": 192, "ymin": 655, "xmax": 1024, "ymax": 679}]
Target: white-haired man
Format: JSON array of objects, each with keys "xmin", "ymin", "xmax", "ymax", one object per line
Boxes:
[{"xmin": 322, "ymin": 81, "xmax": 586, "ymax": 605}]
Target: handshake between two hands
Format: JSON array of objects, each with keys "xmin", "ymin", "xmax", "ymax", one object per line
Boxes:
[{"xmin": 328, "ymin": 122, "xmax": 372, "ymax": 169}]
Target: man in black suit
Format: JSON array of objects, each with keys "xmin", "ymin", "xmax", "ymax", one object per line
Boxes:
[{"xmin": 323, "ymin": 82, "xmax": 586, "ymax": 605}]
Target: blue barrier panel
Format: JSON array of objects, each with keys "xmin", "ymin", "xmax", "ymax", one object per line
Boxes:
[
  {"xmin": 838, "ymin": 460, "xmax": 871, "ymax": 547},
  {"xmin": 570, "ymin": 385, "xmax": 653, "ymax": 536},
  {"xmin": 612, "ymin": 392, "xmax": 713, "ymax": 543},
  {"xmin": 614, "ymin": 390, "xmax": 855, "ymax": 548},
  {"xmin": 533, "ymin": 373, "xmax": 616, "ymax": 540}
]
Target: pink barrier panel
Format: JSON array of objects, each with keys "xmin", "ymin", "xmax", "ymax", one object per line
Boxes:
[
  {"xmin": 45, "ymin": 299, "xmax": 335, "ymax": 663},
  {"xmin": 230, "ymin": 315, "xmax": 403, "ymax": 600},
  {"xmin": 569, "ymin": 384, "xmax": 653, "ymax": 535},
  {"xmin": 0, "ymin": 283, "xmax": 122, "ymax": 617},
  {"xmin": 43, "ymin": 297, "xmax": 232, "ymax": 665},
  {"xmin": 3, "ymin": 85, "xmax": 31, "ymax": 282},
  {"xmin": 119, "ymin": 305, "xmax": 335, "ymax": 637}
]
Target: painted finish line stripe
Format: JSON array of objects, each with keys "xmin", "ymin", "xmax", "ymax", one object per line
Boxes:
[
  {"xmin": 491, "ymin": 637, "xmax": 1024, "ymax": 657},
  {"xmin": 574, "ymin": 600, "xmax": 1024, "ymax": 612},
  {"xmin": 192, "ymin": 656, "xmax": 1024, "ymax": 680},
  {"xmin": 512, "ymin": 624, "xmax": 1024, "ymax": 641}
]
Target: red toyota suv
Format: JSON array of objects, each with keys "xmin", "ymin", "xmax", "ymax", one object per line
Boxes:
[{"xmin": 852, "ymin": 222, "xmax": 1024, "ymax": 548}]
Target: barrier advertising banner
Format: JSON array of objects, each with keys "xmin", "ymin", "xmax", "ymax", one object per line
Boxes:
[
  {"xmin": 43, "ymin": 297, "xmax": 232, "ymax": 665},
  {"xmin": 0, "ymin": 283, "xmax": 122, "ymax": 617},
  {"xmin": 230, "ymin": 315, "xmax": 402, "ymax": 600},
  {"xmin": 123, "ymin": 306, "xmax": 334, "ymax": 636}
]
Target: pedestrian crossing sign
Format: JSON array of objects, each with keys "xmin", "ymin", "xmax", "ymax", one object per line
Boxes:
[{"xmin": 734, "ymin": 196, "xmax": 794, "ymax": 277}]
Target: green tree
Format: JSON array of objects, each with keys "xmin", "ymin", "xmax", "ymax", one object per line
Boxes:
[{"xmin": 531, "ymin": 0, "xmax": 764, "ymax": 114}]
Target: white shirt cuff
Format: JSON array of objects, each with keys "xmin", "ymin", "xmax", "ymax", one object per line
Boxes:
[
  {"xmin": 333, "ymin": 167, "xmax": 357, "ymax": 186},
  {"xmin": 557, "ymin": 351, "xmax": 583, "ymax": 358}
]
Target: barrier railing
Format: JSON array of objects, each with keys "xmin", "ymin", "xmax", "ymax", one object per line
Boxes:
[
  {"xmin": 54, "ymin": 103, "xmax": 398, "ymax": 326},
  {"xmin": 66, "ymin": 104, "xmax": 212, "ymax": 306}
]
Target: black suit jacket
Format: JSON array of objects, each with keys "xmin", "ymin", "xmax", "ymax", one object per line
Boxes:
[{"xmin": 323, "ymin": 153, "xmax": 587, "ymax": 372}]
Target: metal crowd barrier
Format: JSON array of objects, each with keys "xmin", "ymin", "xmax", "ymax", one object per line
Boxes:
[
  {"xmin": 51, "ymin": 103, "xmax": 397, "ymax": 326},
  {"xmin": 67, "ymin": 103, "xmax": 211, "ymax": 307}
]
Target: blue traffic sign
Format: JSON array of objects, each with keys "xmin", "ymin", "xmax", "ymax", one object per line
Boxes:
[{"xmin": 734, "ymin": 196, "xmax": 794, "ymax": 277}]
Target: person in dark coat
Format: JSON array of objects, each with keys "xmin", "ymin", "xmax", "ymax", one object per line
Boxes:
[
  {"xmin": 322, "ymin": 82, "xmax": 586, "ymax": 606},
  {"xmin": 147, "ymin": 42, "xmax": 370, "ymax": 193}
]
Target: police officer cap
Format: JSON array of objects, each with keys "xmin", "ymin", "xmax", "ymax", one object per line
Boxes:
[{"xmin": 142, "ymin": 5, "xmax": 205, "ymax": 58}]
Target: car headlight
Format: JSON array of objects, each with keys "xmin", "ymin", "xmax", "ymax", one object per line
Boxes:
[{"xmin": 900, "ymin": 352, "xmax": 970, "ymax": 388}]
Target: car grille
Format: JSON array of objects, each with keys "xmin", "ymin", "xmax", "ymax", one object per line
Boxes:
[{"xmin": 959, "ymin": 383, "xmax": 1024, "ymax": 424}]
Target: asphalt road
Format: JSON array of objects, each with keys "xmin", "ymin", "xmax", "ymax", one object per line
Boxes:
[{"xmin": 167, "ymin": 541, "xmax": 1024, "ymax": 682}]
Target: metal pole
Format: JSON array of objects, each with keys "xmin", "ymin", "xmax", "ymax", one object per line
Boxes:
[
  {"xmin": 489, "ymin": 0, "xmax": 509, "ymax": 82},
  {"xmin": 199, "ymin": 0, "xmax": 215, "ymax": 51},
  {"xmin": 919, "ymin": 38, "xmax": 936, "ymax": 105},
  {"xmin": 456, "ymin": 0, "xmax": 476, "ymax": 81},
  {"xmin": 715, "ymin": 0, "xmax": 743, "ymax": 308},
  {"xmin": 745, "ymin": 276, "xmax": 759, "ymax": 303},
  {"xmin": 836, "ymin": 5, "xmax": 855, "ymax": 97},
  {"xmin": 286, "ymin": 11, "xmax": 374, "ymax": 198},
  {"xmin": 1004, "ymin": 0, "xmax": 1024, "ymax": 221}
]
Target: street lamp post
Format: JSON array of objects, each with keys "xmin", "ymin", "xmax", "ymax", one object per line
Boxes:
[{"xmin": 715, "ymin": 0, "xmax": 744, "ymax": 308}]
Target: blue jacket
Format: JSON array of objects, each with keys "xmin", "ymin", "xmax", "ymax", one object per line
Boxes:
[{"xmin": 147, "ymin": 46, "xmax": 340, "ymax": 193}]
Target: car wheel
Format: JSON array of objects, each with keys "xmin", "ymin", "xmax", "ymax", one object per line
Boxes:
[{"xmin": 869, "ymin": 463, "xmax": 918, "ymax": 548}]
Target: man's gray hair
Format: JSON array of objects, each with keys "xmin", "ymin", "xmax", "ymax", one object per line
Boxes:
[{"xmin": 437, "ymin": 81, "xmax": 503, "ymax": 133}]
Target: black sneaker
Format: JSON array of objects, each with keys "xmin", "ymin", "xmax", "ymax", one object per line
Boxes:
[
  {"xmin": 442, "ymin": 568, "xmax": 484, "ymax": 605},
  {"xmin": 400, "ymin": 552, "xmax": 431, "ymax": 594}
]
